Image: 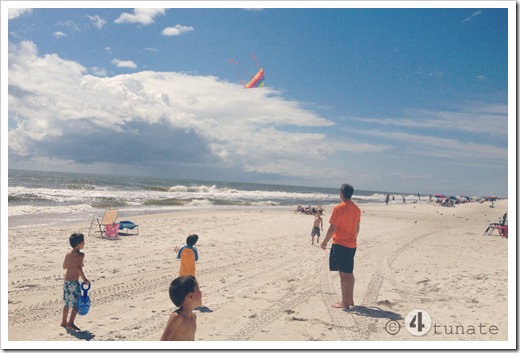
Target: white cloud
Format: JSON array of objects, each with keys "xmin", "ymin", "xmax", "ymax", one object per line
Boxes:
[
  {"xmin": 161, "ymin": 25, "xmax": 194, "ymax": 36},
  {"xmin": 462, "ymin": 10, "xmax": 482, "ymax": 22},
  {"xmin": 8, "ymin": 41, "xmax": 369, "ymax": 184},
  {"xmin": 426, "ymin": 71, "xmax": 445, "ymax": 78},
  {"xmin": 114, "ymin": 8, "xmax": 166, "ymax": 25},
  {"xmin": 8, "ymin": 8, "xmax": 32, "ymax": 20},
  {"xmin": 53, "ymin": 31, "xmax": 67, "ymax": 39},
  {"xmin": 56, "ymin": 20, "xmax": 80, "ymax": 32},
  {"xmin": 350, "ymin": 104, "xmax": 508, "ymax": 138},
  {"xmin": 90, "ymin": 66, "xmax": 107, "ymax": 77},
  {"xmin": 87, "ymin": 15, "xmax": 106, "ymax": 29},
  {"xmin": 111, "ymin": 58, "xmax": 137, "ymax": 69},
  {"xmin": 355, "ymin": 129, "xmax": 507, "ymax": 161}
]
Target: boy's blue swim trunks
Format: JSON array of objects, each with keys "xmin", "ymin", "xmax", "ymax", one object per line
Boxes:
[{"xmin": 63, "ymin": 280, "xmax": 81, "ymax": 308}]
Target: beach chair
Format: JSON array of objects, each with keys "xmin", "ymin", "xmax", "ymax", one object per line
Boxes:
[
  {"xmin": 88, "ymin": 209, "xmax": 119, "ymax": 238},
  {"xmin": 496, "ymin": 225, "xmax": 508, "ymax": 238},
  {"xmin": 117, "ymin": 220, "xmax": 139, "ymax": 236},
  {"xmin": 483, "ymin": 212, "xmax": 507, "ymax": 236}
]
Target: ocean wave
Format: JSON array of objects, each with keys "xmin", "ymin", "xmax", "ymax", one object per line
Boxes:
[
  {"xmin": 8, "ymin": 193, "xmax": 53, "ymax": 204},
  {"xmin": 168, "ymin": 184, "xmax": 231, "ymax": 193},
  {"xmin": 64, "ymin": 184, "xmax": 96, "ymax": 190},
  {"xmin": 143, "ymin": 198, "xmax": 187, "ymax": 206}
]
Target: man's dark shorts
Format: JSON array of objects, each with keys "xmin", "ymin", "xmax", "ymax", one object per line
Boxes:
[{"xmin": 329, "ymin": 244, "xmax": 356, "ymax": 273}]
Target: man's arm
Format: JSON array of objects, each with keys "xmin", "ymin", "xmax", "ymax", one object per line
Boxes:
[{"xmin": 320, "ymin": 224, "xmax": 336, "ymax": 250}]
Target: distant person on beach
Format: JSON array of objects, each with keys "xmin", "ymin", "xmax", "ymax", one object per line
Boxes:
[
  {"xmin": 402, "ymin": 196, "xmax": 406, "ymax": 204},
  {"xmin": 321, "ymin": 184, "xmax": 361, "ymax": 309},
  {"xmin": 160, "ymin": 275, "xmax": 202, "ymax": 341},
  {"xmin": 175, "ymin": 234, "xmax": 199, "ymax": 277},
  {"xmin": 385, "ymin": 194, "xmax": 390, "ymax": 205},
  {"xmin": 311, "ymin": 209, "xmax": 324, "ymax": 245},
  {"xmin": 61, "ymin": 233, "xmax": 90, "ymax": 331}
]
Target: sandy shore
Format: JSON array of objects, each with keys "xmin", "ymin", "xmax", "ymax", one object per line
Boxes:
[{"xmin": 4, "ymin": 200, "xmax": 512, "ymax": 349}]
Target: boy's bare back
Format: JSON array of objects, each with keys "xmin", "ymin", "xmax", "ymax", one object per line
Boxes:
[
  {"xmin": 161, "ymin": 309, "xmax": 197, "ymax": 341},
  {"xmin": 63, "ymin": 250, "xmax": 85, "ymax": 281}
]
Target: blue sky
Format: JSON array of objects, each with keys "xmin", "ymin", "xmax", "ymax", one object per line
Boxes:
[{"xmin": 3, "ymin": 2, "xmax": 513, "ymax": 196}]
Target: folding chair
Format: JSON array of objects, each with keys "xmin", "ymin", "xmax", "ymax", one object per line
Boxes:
[
  {"xmin": 483, "ymin": 212, "xmax": 507, "ymax": 236},
  {"xmin": 88, "ymin": 209, "xmax": 119, "ymax": 238}
]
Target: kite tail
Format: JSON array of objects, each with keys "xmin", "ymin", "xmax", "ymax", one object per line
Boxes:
[
  {"xmin": 228, "ymin": 59, "xmax": 247, "ymax": 87},
  {"xmin": 251, "ymin": 52, "xmax": 262, "ymax": 68}
]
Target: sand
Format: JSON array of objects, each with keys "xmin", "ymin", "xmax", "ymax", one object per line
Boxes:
[{"xmin": 4, "ymin": 200, "xmax": 513, "ymax": 349}]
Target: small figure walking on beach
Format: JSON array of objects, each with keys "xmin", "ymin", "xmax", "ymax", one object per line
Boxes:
[
  {"xmin": 311, "ymin": 210, "xmax": 324, "ymax": 245},
  {"xmin": 385, "ymin": 194, "xmax": 390, "ymax": 205},
  {"xmin": 61, "ymin": 233, "xmax": 90, "ymax": 331},
  {"xmin": 161, "ymin": 275, "xmax": 202, "ymax": 341},
  {"xmin": 175, "ymin": 234, "xmax": 199, "ymax": 277},
  {"xmin": 321, "ymin": 184, "xmax": 361, "ymax": 310}
]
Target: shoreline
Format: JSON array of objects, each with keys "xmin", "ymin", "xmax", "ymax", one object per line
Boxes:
[{"xmin": 5, "ymin": 200, "xmax": 511, "ymax": 347}]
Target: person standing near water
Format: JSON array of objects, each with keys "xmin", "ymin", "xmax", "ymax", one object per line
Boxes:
[{"xmin": 321, "ymin": 184, "xmax": 361, "ymax": 309}]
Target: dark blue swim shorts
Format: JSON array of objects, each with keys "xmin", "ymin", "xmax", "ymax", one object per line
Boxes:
[{"xmin": 329, "ymin": 244, "xmax": 356, "ymax": 273}]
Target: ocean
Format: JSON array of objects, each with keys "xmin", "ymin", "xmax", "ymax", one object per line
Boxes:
[{"xmin": 7, "ymin": 169, "xmax": 417, "ymax": 229}]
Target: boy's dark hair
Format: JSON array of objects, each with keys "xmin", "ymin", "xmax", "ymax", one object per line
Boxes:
[
  {"xmin": 340, "ymin": 184, "xmax": 354, "ymax": 200},
  {"xmin": 169, "ymin": 275, "xmax": 197, "ymax": 307},
  {"xmin": 186, "ymin": 234, "xmax": 199, "ymax": 247},
  {"xmin": 69, "ymin": 233, "xmax": 84, "ymax": 248}
]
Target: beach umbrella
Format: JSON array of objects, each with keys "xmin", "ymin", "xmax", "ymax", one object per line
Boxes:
[
  {"xmin": 434, "ymin": 194, "xmax": 446, "ymax": 198},
  {"xmin": 448, "ymin": 196, "xmax": 457, "ymax": 200}
]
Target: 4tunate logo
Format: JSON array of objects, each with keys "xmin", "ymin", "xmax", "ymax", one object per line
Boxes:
[
  {"xmin": 405, "ymin": 309, "xmax": 432, "ymax": 336},
  {"xmin": 384, "ymin": 309, "xmax": 500, "ymax": 337}
]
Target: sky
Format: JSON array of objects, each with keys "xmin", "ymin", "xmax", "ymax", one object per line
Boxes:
[{"xmin": 2, "ymin": 1, "xmax": 514, "ymax": 197}]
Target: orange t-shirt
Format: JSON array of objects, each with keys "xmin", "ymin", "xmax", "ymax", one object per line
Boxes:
[
  {"xmin": 177, "ymin": 246, "xmax": 198, "ymax": 277},
  {"xmin": 329, "ymin": 200, "xmax": 361, "ymax": 248}
]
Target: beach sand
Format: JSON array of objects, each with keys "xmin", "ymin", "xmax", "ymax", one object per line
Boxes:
[{"xmin": 5, "ymin": 200, "xmax": 511, "ymax": 347}]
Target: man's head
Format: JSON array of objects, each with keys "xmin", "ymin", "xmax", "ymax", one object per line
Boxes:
[{"xmin": 340, "ymin": 183, "xmax": 354, "ymax": 200}]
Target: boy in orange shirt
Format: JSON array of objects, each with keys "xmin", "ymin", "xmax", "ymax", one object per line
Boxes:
[
  {"xmin": 321, "ymin": 184, "xmax": 361, "ymax": 310},
  {"xmin": 174, "ymin": 234, "xmax": 199, "ymax": 277}
]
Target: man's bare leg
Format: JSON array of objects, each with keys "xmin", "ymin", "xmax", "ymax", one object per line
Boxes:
[{"xmin": 332, "ymin": 272, "xmax": 355, "ymax": 308}]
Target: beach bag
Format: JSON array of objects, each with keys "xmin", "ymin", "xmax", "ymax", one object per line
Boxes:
[
  {"xmin": 104, "ymin": 223, "xmax": 119, "ymax": 238},
  {"xmin": 78, "ymin": 282, "xmax": 91, "ymax": 316}
]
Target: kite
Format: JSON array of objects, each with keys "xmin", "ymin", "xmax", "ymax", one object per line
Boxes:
[{"xmin": 229, "ymin": 53, "xmax": 265, "ymax": 88}]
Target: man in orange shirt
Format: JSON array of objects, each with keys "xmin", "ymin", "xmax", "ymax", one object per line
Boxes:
[{"xmin": 321, "ymin": 184, "xmax": 361, "ymax": 309}]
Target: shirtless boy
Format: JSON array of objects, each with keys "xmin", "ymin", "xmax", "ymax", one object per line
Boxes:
[
  {"xmin": 311, "ymin": 210, "xmax": 324, "ymax": 245},
  {"xmin": 61, "ymin": 233, "xmax": 90, "ymax": 331},
  {"xmin": 160, "ymin": 275, "xmax": 202, "ymax": 341}
]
